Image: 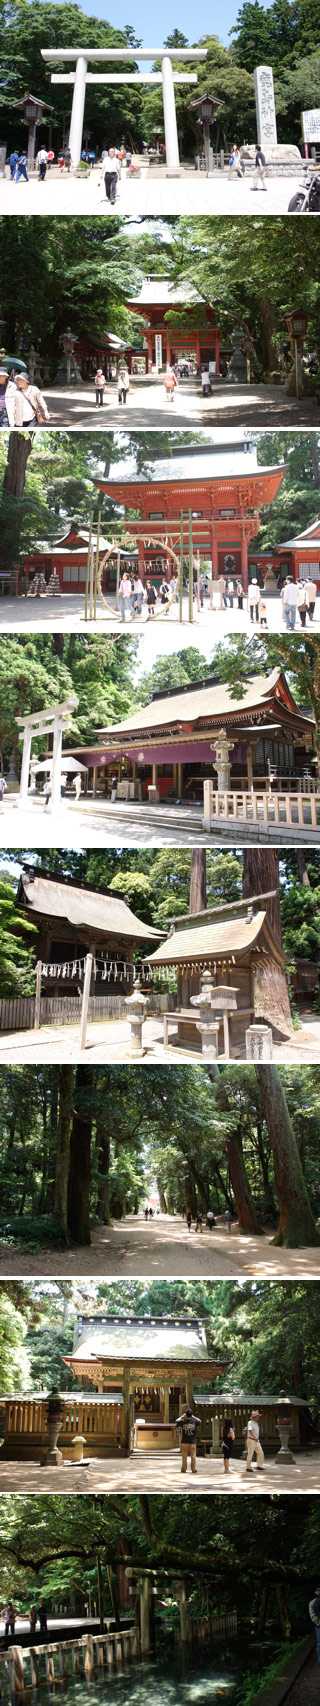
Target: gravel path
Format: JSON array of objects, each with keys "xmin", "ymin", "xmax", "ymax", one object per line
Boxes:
[
  {"xmin": 0, "ymin": 1452, "xmax": 320, "ymax": 1496},
  {"xmin": 0, "ymin": 1213, "xmax": 319, "ymax": 1277}
]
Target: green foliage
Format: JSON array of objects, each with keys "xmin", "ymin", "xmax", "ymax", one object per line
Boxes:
[{"xmin": 0, "ymin": 877, "xmax": 37, "ymax": 994}]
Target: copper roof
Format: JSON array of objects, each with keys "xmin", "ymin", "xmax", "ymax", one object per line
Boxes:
[
  {"xmin": 148, "ymin": 908, "xmax": 268, "ymax": 967},
  {"xmin": 69, "ymin": 1317, "xmax": 213, "ymax": 1364},
  {"xmin": 99, "ymin": 669, "xmax": 314, "ymax": 741}
]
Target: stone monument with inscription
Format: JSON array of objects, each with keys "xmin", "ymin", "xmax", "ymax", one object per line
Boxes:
[{"xmin": 252, "ymin": 63, "xmax": 300, "ymax": 170}]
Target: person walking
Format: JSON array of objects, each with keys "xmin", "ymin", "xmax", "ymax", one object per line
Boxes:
[
  {"xmin": 236, "ymin": 578, "xmax": 243, "ymax": 610},
  {"xmin": 15, "ymin": 372, "xmax": 50, "ymax": 424},
  {"xmin": 307, "ymin": 577, "xmax": 317, "ymax": 622},
  {"xmin": 0, "ymin": 367, "xmax": 24, "ymax": 427},
  {"xmin": 258, "ymin": 595, "xmax": 268, "ymax": 628},
  {"xmin": 118, "ymin": 571, "xmax": 132, "ymax": 621},
  {"xmin": 146, "ymin": 580, "xmax": 157, "ymax": 618},
  {"xmin": 37, "ymin": 146, "xmax": 48, "ymax": 181},
  {"xmin": 186, "ymin": 1210, "xmax": 192, "ymax": 1231},
  {"xmin": 9, "ymin": 150, "xmax": 18, "ymax": 180},
  {"xmin": 132, "ymin": 573, "xmax": 144, "ymax": 617},
  {"xmin": 222, "ymin": 1419, "xmax": 235, "ymax": 1474},
  {"xmin": 0, "ymin": 776, "xmax": 7, "ymax": 810},
  {"xmin": 297, "ymin": 582, "xmax": 308, "ymax": 628},
  {"xmin": 15, "ymin": 152, "xmax": 28, "ymax": 182},
  {"xmin": 175, "ymin": 1406, "xmax": 201, "ymax": 1474},
  {"xmin": 245, "ymin": 1408, "xmax": 265, "ymax": 1473},
  {"xmin": 252, "ymin": 146, "xmax": 267, "ymax": 190},
  {"xmin": 164, "ymin": 367, "xmax": 177, "ymax": 406},
  {"xmin": 95, "ymin": 369, "xmax": 106, "ymax": 409},
  {"xmin": 309, "ymin": 1586, "xmax": 320, "ymax": 1662},
  {"xmin": 117, "ymin": 363, "xmax": 130, "ymax": 406},
  {"xmin": 248, "ymin": 578, "xmax": 260, "ymax": 623},
  {"xmin": 38, "ymin": 1603, "xmax": 48, "ymax": 1637},
  {"xmin": 4, "ymin": 1604, "xmax": 17, "ymax": 1639},
  {"xmin": 281, "ymin": 576, "xmax": 297, "ymax": 631},
  {"xmin": 29, "ymin": 1607, "xmax": 38, "ymax": 1637},
  {"xmin": 103, "ymin": 148, "xmax": 120, "ymax": 203}
]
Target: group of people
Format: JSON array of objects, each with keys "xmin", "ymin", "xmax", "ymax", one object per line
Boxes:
[
  {"xmin": 0, "ymin": 366, "xmax": 49, "ymax": 428},
  {"xmin": 1, "ymin": 1602, "xmax": 48, "ymax": 1641},
  {"xmin": 228, "ymin": 143, "xmax": 268, "ymax": 190},
  {"xmin": 94, "ymin": 364, "xmax": 130, "ymax": 409},
  {"xmin": 175, "ymin": 1406, "xmax": 265, "ymax": 1477},
  {"xmin": 280, "ymin": 575, "xmax": 317, "ymax": 630},
  {"xmin": 117, "ymin": 571, "xmax": 178, "ymax": 622}
]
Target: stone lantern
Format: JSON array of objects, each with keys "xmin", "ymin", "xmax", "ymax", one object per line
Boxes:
[
  {"xmin": 190, "ymin": 969, "xmax": 220, "ymax": 1060},
  {"xmin": 211, "ymin": 728, "xmax": 234, "ymax": 791},
  {"xmin": 275, "ymin": 1414, "xmax": 296, "ymax": 1464},
  {"xmin": 41, "ymin": 1388, "xmax": 65, "ymax": 1465},
  {"xmin": 125, "ymin": 974, "xmax": 148, "ymax": 1056},
  {"xmin": 17, "ymin": 93, "xmax": 50, "ymax": 171},
  {"xmin": 209, "ymin": 984, "xmax": 238, "ymax": 1059}
]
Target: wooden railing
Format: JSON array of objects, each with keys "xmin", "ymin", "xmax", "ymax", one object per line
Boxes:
[
  {"xmin": 0, "ymin": 1630, "xmax": 138, "ymax": 1698},
  {"xmin": 2, "ymin": 1395, "xmax": 124, "ymax": 1456},
  {"xmin": 203, "ymin": 782, "xmax": 320, "ymax": 832}
]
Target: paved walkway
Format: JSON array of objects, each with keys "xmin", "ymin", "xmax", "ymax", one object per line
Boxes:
[
  {"xmin": 1, "ymin": 794, "xmax": 318, "ymax": 848},
  {"xmin": 0, "ymin": 1451, "xmax": 319, "ymax": 1495},
  {"xmin": 0, "ymin": 1212, "xmax": 319, "ymax": 1277},
  {"xmin": 1, "ymin": 594, "xmax": 319, "ymax": 635},
  {"xmin": 45, "ymin": 380, "xmax": 318, "ymax": 429},
  {"xmin": 0, "ymin": 1014, "xmax": 319, "ymax": 1065},
  {"xmin": 286, "ymin": 1655, "xmax": 320, "ymax": 1703},
  {"xmin": 0, "ymin": 166, "xmax": 304, "ymax": 218}
]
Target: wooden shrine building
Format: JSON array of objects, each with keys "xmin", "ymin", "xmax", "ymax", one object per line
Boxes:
[
  {"xmin": 95, "ymin": 439, "xmax": 285, "ymax": 593},
  {"xmin": 147, "ymin": 890, "xmax": 292, "ymax": 1051},
  {"xmin": 22, "ymin": 525, "xmax": 112, "ymax": 597},
  {"xmin": 66, "ymin": 667, "xmax": 316, "ymax": 806},
  {"xmin": 63, "ymin": 1312, "xmax": 227, "ymax": 1454},
  {"xmin": 15, "ymin": 868, "xmax": 161, "ymax": 996}
]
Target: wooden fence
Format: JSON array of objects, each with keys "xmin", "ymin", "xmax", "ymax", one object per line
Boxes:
[
  {"xmin": 203, "ymin": 782, "xmax": 320, "ymax": 833},
  {"xmin": 0, "ymin": 991, "xmax": 175, "ymax": 1034},
  {"xmin": 0, "ymin": 1629, "xmax": 138, "ymax": 1698}
]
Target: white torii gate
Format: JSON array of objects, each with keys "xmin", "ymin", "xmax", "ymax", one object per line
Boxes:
[
  {"xmin": 16, "ymin": 697, "xmax": 78, "ymax": 813},
  {"xmin": 41, "ymin": 46, "xmax": 207, "ymax": 175}
]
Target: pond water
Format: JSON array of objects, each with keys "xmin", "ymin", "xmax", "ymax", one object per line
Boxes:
[{"xmin": 22, "ymin": 1654, "xmax": 242, "ymax": 1706}]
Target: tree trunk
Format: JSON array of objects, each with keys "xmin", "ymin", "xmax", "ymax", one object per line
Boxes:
[
  {"xmin": 67, "ymin": 1065, "xmax": 93, "ymax": 1244},
  {"xmin": 295, "ymin": 851, "xmax": 310, "ymax": 886},
  {"xmin": 0, "ymin": 432, "xmax": 34, "ymax": 572},
  {"xmin": 96, "ymin": 1118, "xmax": 111, "ymax": 1223},
  {"xmin": 242, "ymin": 850, "xmax": 292, "ymax": 1034},
  {"xmin": 227, "ymin": 1131, "xmax": 260, "ymax": 1233},
  {"xmin": 189, "ymin": 849, "xmax": 207, "ymax": 914},
  {"xmin": 255, "ymin": 1065, "xmax": 320, "ymax": 1246},
  {"xmin": 54, "ymin": 1066, "xmax": 74, "ymax": 1240}
]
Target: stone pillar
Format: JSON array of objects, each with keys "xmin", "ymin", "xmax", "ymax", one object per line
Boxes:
[
  {"xmin": 162, "ymin": 54, "xmax": 180, "ymax": 176},
  {"xmin": 254, "ymin": 65, "xmax": 278, "ymax": 150},
  {"xmin": 50, "ymin": 715, "xmax": 63, "ymax": 813},
  {"xmin": 246, "ymin": 1023, "xmax": 273, "ymax": 1061},
  {"xmin": 275, "ymin": 1418, "xmax": 296, "ymax": 1464},
  {"xmin": 19, "ymin": 725, "xmax": 32, "ymax": 805},
  {"xmin": 69, "ymin": 54, "xmax": 88, "ymax": 168}
]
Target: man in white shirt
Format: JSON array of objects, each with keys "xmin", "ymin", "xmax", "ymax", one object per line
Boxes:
[
  {"xmin": 281, "ymin": 577, "xmax": 297, "ymax": 631},
  {"xmin": 246, "ymin": 1408, "xmax": 265, "ymax": 1472}
]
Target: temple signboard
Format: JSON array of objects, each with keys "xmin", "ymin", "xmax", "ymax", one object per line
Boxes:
[{"xmin": 302, "ymin": 108, "xmax": 320, "ymax": 142}]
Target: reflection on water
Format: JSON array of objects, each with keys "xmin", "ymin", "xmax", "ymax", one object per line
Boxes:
[{"xmin": 29, "ymin": 1657, "xmax": 238, "ymax": 1706}]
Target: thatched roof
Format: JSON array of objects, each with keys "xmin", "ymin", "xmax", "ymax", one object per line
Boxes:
[{"xmin": 17, "ymin": 871, "xmax": 161, "ymax": 943}]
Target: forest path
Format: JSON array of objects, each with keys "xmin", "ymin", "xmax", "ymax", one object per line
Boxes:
[{"xmin": 0, "ymin": 1213, "xmax": 319, "ymax": 1277}]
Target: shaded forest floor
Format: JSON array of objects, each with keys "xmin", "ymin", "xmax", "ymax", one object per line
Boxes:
[
  {"xmin": 0, "ymin": 1452, "xmax": 320, "ymax": 1495},
  {"xmin": 0, "ymin": 1213, "xmax": 319, "ymax": 1276}
]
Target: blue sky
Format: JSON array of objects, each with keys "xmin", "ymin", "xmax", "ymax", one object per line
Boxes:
[{"xmin": 77, "ymin": 0, "xmax": 251, "ymax": 50}]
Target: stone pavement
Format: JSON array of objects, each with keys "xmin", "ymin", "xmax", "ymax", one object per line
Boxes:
[
  {"xmin": 1, "ymin": 593, "xmax": 319, "ymax": 635},
  {"xmin": 0, "ymin": 1451, "xmax": 319, "ymax": 1495},
  {"xmin": 285, "ymin": 1656, "xmax": 320, "ymax": 1703},
  {"xmin": 44, "ymin": 379, "xmax": 319, "ymax": 429},
  {"xmin": 0, "ymin": 1013, "xmax": 319, "ymax": 1065},
  {"xmin": 0, "ymin": 166, "xmax": 303, "ymax": 217}
]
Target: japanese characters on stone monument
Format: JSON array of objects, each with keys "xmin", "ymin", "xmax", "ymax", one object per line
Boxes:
[{"xmin": 254, "ymin": 64, "xmax": 278, "ymax": 150}]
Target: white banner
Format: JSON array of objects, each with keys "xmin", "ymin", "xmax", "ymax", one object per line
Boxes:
[{"xmin": 302, "ymin": 108, "xmax": 320, "ymax": 142}]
